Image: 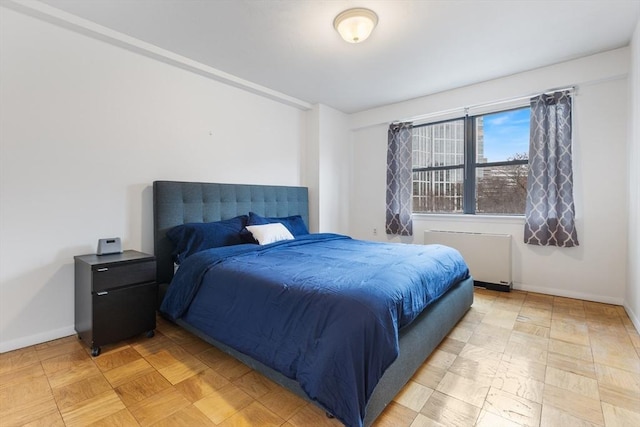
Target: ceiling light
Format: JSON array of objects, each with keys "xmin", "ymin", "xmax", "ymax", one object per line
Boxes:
[{"xmin": 333, "ymin": 8, "xmax": 378, "ymax": 44}]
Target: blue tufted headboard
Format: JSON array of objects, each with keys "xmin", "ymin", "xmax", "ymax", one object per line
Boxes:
[{"xmin": 153, "ymin": 180, "xmax": 309, "ymax": 285}]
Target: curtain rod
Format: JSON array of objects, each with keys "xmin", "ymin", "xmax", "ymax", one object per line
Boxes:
[
  {"xmin": 397, "ymin": 85, "xmax": 576, "ymax": 125},
  {"xmin": 464, "ymin": 85, "xmax": 576, "ymax": 112}
]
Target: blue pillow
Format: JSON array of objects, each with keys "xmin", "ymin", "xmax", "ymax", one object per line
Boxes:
[
  {"xmin": 167, "ymin": 215, "xmax": 248, "ymax": 264},
  {"xmin": 247, "ymin": 212, "xmax": 309, "ymax": 236}
]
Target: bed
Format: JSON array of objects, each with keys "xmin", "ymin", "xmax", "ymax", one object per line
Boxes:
[{"xmin": 153, "ymin": 180, "xmax": 474, "ymax": 427}]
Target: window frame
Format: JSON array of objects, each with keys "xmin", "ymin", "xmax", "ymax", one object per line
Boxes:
[{"xmin": 411, "ymin": 107, "xmax": 530, "ymax": 215}]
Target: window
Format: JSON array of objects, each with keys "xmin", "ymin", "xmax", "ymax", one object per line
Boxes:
[{"xmin": 412, "ymin": 107, "xmax": 530, "ymax": 215}]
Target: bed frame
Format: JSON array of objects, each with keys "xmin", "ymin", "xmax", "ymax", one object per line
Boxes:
[{"xmin": 153, "ymin": 180, "xmax": 474, "ymax": 425}]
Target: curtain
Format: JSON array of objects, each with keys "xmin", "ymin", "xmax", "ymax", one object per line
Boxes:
[
  {"xmin": 386, "ymin": 122, "xmax": 413, "ymax": 236},
  {"xmin": 524, "ymin": 91, "xmax": 579, "ymax": 247}
]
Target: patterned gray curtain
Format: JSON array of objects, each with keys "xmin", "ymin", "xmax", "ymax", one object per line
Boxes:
[
  {"xmin": 386, "ymin": 122, "xmax": 413, "ymax": 236},
  {"xmin": 524, "ymin": 91, "xmax": 579, "ymax": 247}
]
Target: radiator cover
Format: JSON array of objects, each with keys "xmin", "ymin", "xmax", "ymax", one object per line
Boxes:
[{"xmin": 424, "ymin": 230, "xmax": 512, "ymax": 292}]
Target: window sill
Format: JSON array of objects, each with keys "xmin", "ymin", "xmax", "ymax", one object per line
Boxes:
[{"xmin": 412, "ymin": 213, "xmax": 525, "ymax": 225}]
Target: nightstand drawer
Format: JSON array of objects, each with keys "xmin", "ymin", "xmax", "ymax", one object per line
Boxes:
[{"xmin": 93, "ymin": 260, "xmax": 155, "ymax": 292}]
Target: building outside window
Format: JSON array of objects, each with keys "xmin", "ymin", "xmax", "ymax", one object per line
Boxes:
[{"xmin": 412, "ymin": 107, "xmax": 530, "ymax": 215}]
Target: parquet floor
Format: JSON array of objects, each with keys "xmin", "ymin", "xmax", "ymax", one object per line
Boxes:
[{"xmin": 1, "ymin": 288, "xmax": 639, "ymax": 426}]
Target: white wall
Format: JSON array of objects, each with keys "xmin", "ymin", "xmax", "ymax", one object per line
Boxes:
[
  {"xmin": 0, "ymin": 7, "xmax": 308, "ymax": 352},
  {"xmin": 626, "ymin": 18, "xmax": 640, "ymax": 331},
  {"xmin": 349, "ymin": 49, "xmax": 630, "ymax": 305},
  {"xmin": 305, "ymin": 104, "xmax": 351, "ymax": 234},
  {"xmin": 317, "ymin": 105, "xmax": 350, "ymax": 234}
]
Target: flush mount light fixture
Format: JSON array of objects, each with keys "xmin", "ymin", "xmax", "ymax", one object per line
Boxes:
[{"xmin": 333, "ymin": 8, "xmax": 378, "ymax": 43}]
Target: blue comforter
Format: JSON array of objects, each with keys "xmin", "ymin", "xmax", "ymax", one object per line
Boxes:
[{"xmin": 160, "ymin": 234, "xmax": 469, "ymax": 426}]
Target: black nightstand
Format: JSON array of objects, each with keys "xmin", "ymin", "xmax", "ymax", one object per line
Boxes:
[{"xmin": 74, "ymin": 250, "xmax": 157, "ymax": 356}]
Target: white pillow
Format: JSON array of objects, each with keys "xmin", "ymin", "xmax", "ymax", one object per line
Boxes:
[{"xmin": 246, "ymin": 223, "xmax": 294, "ymax": 245}]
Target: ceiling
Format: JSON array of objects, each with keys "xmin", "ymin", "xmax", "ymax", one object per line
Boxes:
[{"xmin": 35, "ymin": 0, "xmax": 640, "ymax": 113}]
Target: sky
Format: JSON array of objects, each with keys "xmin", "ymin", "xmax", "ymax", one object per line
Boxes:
[{"xmin": 481, "ymin": 107, "xmax": 530, "ymax": 162}]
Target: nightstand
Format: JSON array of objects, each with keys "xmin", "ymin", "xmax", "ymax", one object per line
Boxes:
[{"xmin": 74, "ymin": 250, "xmax": 157, "ymax": 356}]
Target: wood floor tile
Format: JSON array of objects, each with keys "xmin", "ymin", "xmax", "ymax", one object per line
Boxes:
[
  {"xmin": 503, "ymin": 333, "xmax": 548, "ymax": 364},
  {"xmin": 547, "ymin": 351, "xmax": 597, "ymax": 379},
  {"xmin": 2, "ymin": 288, "xmax": 639, "ymax": 427},
  {"xmin": 93, "ymin": 346, "xmax": 142, "ymax": 372},
  {"xmin": 59, "ymin": 390, "xmax": 126, "ymax": 427},
  {"xmin": 540, "ymin": 403, "xmax": 602, "ymax": 427},
  {"xmin": 176, "ymin": 336, "xmax": 213, "ymax": 355},
  {"xmin": 128, "ymin": 387, "xmax": 191, "ymax": 426},
  {"xmin": 41, "ymin": 349, "xmax": 92, "ymax": 376},
  {"xmin": 492, "ymin": 367, "xmax": 544, "ymax": 404},
  {"xmin": 598, "ymin": 382, "xmax": 640, "ymax": 414},
  {"xmin": 286, "ymin": 403, "xmax": 343, "ymax": 427},
  {"xmin": 436, "ymin": 372, "xmax": 490, "ymax": 408},
  {"xmin": 458, "ymin": 343, "xmax": 502, "ymax": 363},
  {"xmin": 412, "ymin": 363, "xmax": 448, "ymax": 390},
  {"xmin": 0, "ymin": 359, "xmax": 46, "ymax": 389},
  {"xmin": 475, "ymin": 409, "xmax": 521, "ymax": 427},
  {"xmin": 257, "ymin": 385, "xmax": 308, "ymax": 420},
  {"xmin": 218, "ymin": 401, "xmax": 286, "ymax": 427},
  {"xmin": 412, "ymin": 349, "xmax": 457, "ymax": 388},
  {"xmin": 446, "ymin": 324, "xmax": 474, "ymax": 342},
  {"xmin": 590, "ymin": 335, "xmax": 640, "ymax": 372},
  {"xmin": 102, "ymin": 358, "xmax": 155, "ymax": 388},
  {"xmin": 87, "ymin": 408, "xmax": 139, "ymax": 426},
  {"xmin": 483, "ymin": 387, "xmax": 541, "ymax": 426},
  {"xmin": 35, "ymin": 339, "xmax": 84, "ymax": 362},
  {"xmin": 0, "ymin": 390, "xmax": 58, "ymax": 427},
  {"xmin": 601, "ymin": 401, "xmax": 640, "ymax": 426},
  {"xmin": 193, "ymin": 383, "xmax": 254, "ymax": 424},
  {"xmin": 424, "ymin": 348, "xmax": 458, "ymax": 369},
  {"xmin": 584, "ymin": 301, "xmax": 620, "ymax": 318},
  {"xmin": 130, "ymin": 331, "xmax": 173, "ymax": 357},
  {"xmin": 114, "ymin": 370, "xmax": 172, "ymax": 406},
  {"xmin": 197, "ymin": 347, "xmax": 252, "ymax": 381},
  {"xmin": 518, "ymin": 305, "xmax": 552, "ymax": 327},
  {"xmin": 174, "ymin": 367, "xmax": 230, "ymax": 402},
  {"xmin": 498, "ymin": 354, "xmax": 547, "ymax": 382},
  {"xmin": 149, "ymin": 404, "xmax": 215, "ymax": 426},
  {"xmin": 46, "ymin": 358, "xmax": 101, "ymax": 389},
  {"xmin": 144, "ymin": 346, "xmax": 193, "ymax": 370},
  {"xmin": 550, "ymin": 319, "xmax": 590, "ymax": 346},
  {"xmin": 0, "ymin": 347, "xmax": 40, "ymax": 375},
  {"xmin": 420, "ymin": 390, "xmax": 481, "ymax": 427},
  {"xmin": 447, "ymin": 355, "xmax": 499, "ymax": 385},
  {"xmin": 548, "ymin": 338, "xmax": 593, "ymax": 362},
  {"xmin": 467, "ymin": 324, "xmax": 510, "ymax": 353},
  {"xmin": 595, "ymin": 363, "xmax": 640, "ymax": 395},
  {"xmin": 409, "ymin": 413, "xmax": 446, "ymax": 427},
  {"xmin": 543, "ymin": 384, "xmax": 604, "ymax": 425},
  {"xmin": 545, "ymin": 366, "xmax": 600, "ymax": 400},
  {"xmin": 233, "ymin": 370, "xmax": 279, "ymax": 399},
  {"xmin": 523, "ymin": 293, "xmax": 554, "ymax": 309},
  {"xmin": 51, "ymin": 373, "xmax": 113, "ymax": 410},
  {"xmin": 436, "ymin": 336, "xmax": 466, "ymax": 355},
  {"xmin": 0, "ymin": 370, "xmax": 53, "ymax": 407},
  {"xmin": 393, "ymin": 380, "xmax": 434, "ymax": 412},
  {"xmin": 158, "ymin": 353, "xmax": 208, "ymax": 384},
  {"xmin": 513, "ymin": 320, "xmax": 550, "ymax": 337},
  {"xmin": 481, "ymin": 309, "xmax": 519, "ymax": 329},
  {"xmin": 20, "ymin": 409, "xmax": 66, "ymax": 427},
  {"xmin": 372, "ymin": 401, "xmax": 417, "ymax": 427}
]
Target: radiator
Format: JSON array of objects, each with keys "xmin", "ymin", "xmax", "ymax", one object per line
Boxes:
[{"xmin": 424, "ymin": 230, "xmax": 512, "ymax": 291}]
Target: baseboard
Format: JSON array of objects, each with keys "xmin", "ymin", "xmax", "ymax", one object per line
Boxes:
[
  {"xmin": 512, "ymin": 283, "xmax": 625, "ymax": 306},
  {"xmin": 623, "ymin": 302, "xmax": 640, "ymax": 334},
  {"xmin": 0, "ymin": 325, "xmax": 75, "ymax": 354}
]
